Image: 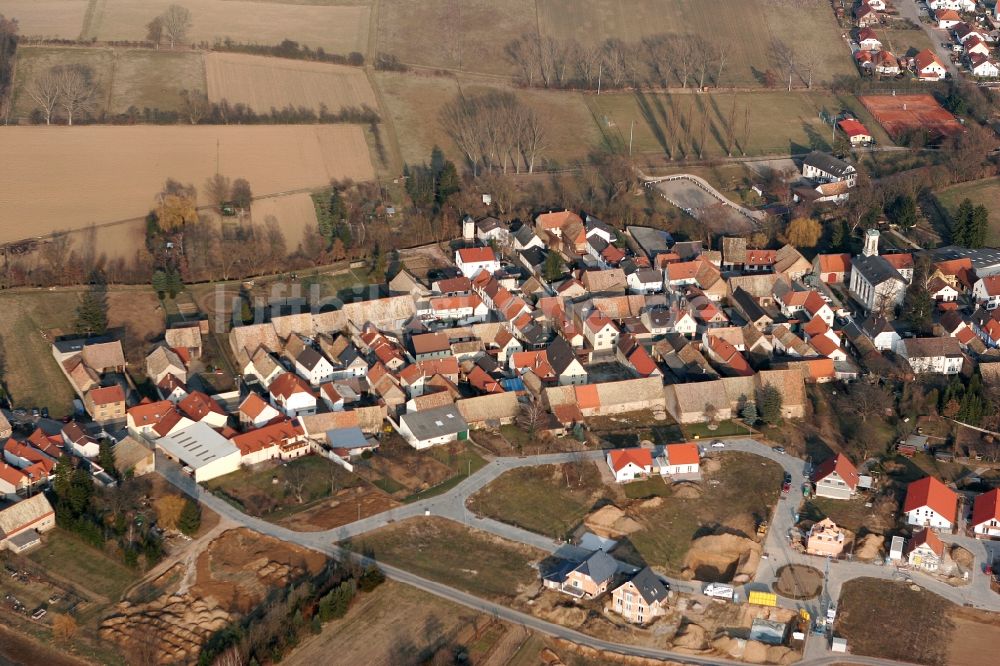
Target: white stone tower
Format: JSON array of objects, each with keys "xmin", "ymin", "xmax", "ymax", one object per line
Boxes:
[{"xmin": 863, "ymin": 228, "xmax": 880, "ymax": 257}]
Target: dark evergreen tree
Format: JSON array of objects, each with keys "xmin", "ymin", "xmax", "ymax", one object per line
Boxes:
[
  {"xmin": 757, "ymin": 384, "xmax": 783, "ymax": 425},
  {"xmin": 75, "ymin": 280, "xmax": 109, "ymax": 336},
  {"xmin": 178, "ymin": 499, "xmax": 201, "ymax": 536}
]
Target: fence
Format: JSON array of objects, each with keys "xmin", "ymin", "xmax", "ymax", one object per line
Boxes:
[{"xmin": 645, "ymin": 175, "xmax": 763, "ymax": 225}]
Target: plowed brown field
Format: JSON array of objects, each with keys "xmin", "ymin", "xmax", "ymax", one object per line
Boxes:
[
  {"xmin": 0, "ymin": 125, "xmax": 373, "ymax": 242},
  {"xmin": 206, "ymin": 52, "xmax": 377, "ymax": 113}
]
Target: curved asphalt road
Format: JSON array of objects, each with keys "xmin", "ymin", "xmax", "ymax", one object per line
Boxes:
[{"xmin": 155, "ymin": 438, "xmax": 998, "ymax": 666}]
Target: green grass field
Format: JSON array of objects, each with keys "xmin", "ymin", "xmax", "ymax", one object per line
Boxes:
[
  {"xmin": 346, "ymin": 517, "xmax": 544, "ymax": 602},
  {"xmin": 467, "ymin": 462, "xmax": 608, "ymax": 539},
  {"xmin": 26, "ymin": 528, "xmax": 141, "ymax": 602},
  {"xmin": 879, "ymin": 27, "xmax": 935, "ymax": 59},
  {"xmin": 589, "ymin": 90, "xmax": 893, "ymax": 158},
  {"xmin": 936, "ymin": 178, "xmax": 1000, "ymax": 247},
  {"xmin": 205, "ymin": 455, "xmax": 361, "ymax": 520}
]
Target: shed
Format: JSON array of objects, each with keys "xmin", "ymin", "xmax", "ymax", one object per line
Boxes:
[{"xmin": 889, "ymin": 535, "xmax": 905, "ymax": 561}]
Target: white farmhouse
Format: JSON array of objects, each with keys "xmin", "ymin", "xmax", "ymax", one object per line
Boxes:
[
  {"xmin": 896, "ymin": 337, "xmax": 963, "ymax": 375},
  {"xmin": 455, "ymin": 247, "xmax": 501, "ymax": 279},
  {"xmin": 397, "ymin": 405, "xmax": 469, "ymax": 450},
  {"xmin": 903, "ymin": 476, "xmax": 957, "ymax": 529},
  {"xmin": 607, "ymin": 448, "xmax": 653, "ymax": 483}
]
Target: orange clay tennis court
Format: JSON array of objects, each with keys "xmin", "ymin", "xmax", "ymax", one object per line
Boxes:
[{"xmin": 859, "ymin": 94, "xmax": 964, "ymax": 140}]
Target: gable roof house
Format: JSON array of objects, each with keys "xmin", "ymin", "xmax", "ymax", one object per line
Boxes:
[
  {"xmin": 544, "ymin": 549, "xmax": 619, "ymax": 599},
  {"xmin": 857, "ymin": 26, "xmax": 882, "ymax": 51},
  {"xmin": 774, "ymin": 244, "xmax": 812, "ymax": 281},
  {"xmin": 915, "ymin": 48, "xmax": 947, "ymax": 80},
  {"xmin": 610, "ymin": 567, "xmax": 669, "ymax": 624},
  {"xmin": 145, "ymin": 346, "xmax": 187, "ymax": 385},
  {"xmin": 165, "ymin": 325, "xmax": 203, "ymax": 359},
  {"xmin": 178, "ymin": 391, "xmax": 229, "ymax": 429},
  {"xmin": 548, "ymin": 336, "xmax": 588, "ymax": 385},
  {"xmin": 85, "ymin": 384, "xmax": 126, "ymax": 424},
  {"xmin": 268, "ymin": 372, "xmax": 317, "ymax": 417},
  {"xmin": 662, "ymin": 442, "xmax": 700, "ymax": 476},
  {"xmin": 906, "ymin": 529, "xmax": 945, "ymax": 572},
  {"xmin": 0, "ymin": 494, "xmax": 55, "ymax": 553},
  {"xmin": 455, "ymin": 246, "xmax": 501, "ymax": 279},
  {"xmin": 850, "ymin": 254, "xmax": 907, "ymax": 313},
  {"xmin": 238, "ymin": 392, "xmax": 282, "ymax": 429},
  {"xmin": 904, "ymin": 476, "xmax": 958, "ymax": 529},
  {"xmin": 935, "ymin": 8, "xmax": 962, "ymax": 29},
  {"xmin": 896, "ymin": 337, "xmax": 963, "ymax": 375},
  {"xmin": 607, "ymin": 448, "xmax": 654, "ymax": 483},
  {"xmin": 971, "ymin": 488, "xmax": 1000, "ymax": 538},
  {"xmin": 973, "ymin": 275, "xmax": 1000, "ymax": 310},
  {"xmin": 397, "ymin": 404, "xmax": 469, "ymax": 450},
  {"xmin": 812, "ymin": 453, "xmax": 859, "ymax": 500}
]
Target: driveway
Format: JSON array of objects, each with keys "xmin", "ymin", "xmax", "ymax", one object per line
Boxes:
[{"xmin": 896, "ymin": 0, "xmax": 960, "ymax": 76}]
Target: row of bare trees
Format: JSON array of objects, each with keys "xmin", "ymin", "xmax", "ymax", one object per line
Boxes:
[
  {"xmin": 440, "ymin": 91, "xmax": 546, "ymax": 176},
  {"xmin": 505, "ymin": 33, "xmax": 727, "ymax": 90},
  {"xmin": 25, "ymin": 64, "xmax": 97, "ymax": 125},
  {"xmin": 505, "ymin": 33, "xmax": 823, "ymax": 91}
]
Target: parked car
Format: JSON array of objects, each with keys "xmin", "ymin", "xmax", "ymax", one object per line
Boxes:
[
  {"xmin": 711, "ymin": 440, "xmax": 725, "ymax": 448},
  {"xmin": 773, "ymin": 446, "xmax": 786, "ymax": 454},
  {"xmin": 784, "ymin": 472, "xmax": 792, "ymax": 484},
  {"xmin": 40, "ymin": 407, "xmax": 49, "ymax": 419}
]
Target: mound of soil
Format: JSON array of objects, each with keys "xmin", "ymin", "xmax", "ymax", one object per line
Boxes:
[
  {"xmin": 950, "ymin": 544, "xmax": 974, "ymax": 569},
  {"xmin": 584, "ymin": 505, "xmax": 642, "ymax": 538},
  {"xmin": 100, "ymin": 529, "xmax": 326, "ymax": 664},
  {"xmin": 854, "ymin": 533, "xmax": 884, "ymax": 562},
  {"xmin": 672, "ymin": 623, "xmax": 708, "ymax": 650},
  {"xmin": 773, "ymin": 564, "xmax": 823, "ymax": 600},
  {"xmin": 672, "ymin": 482, "xmax": 703, "ymax": 499},
  {"xmin": 681, "ymin": 533, "xmax": 761, "ymax": 582},
  {"xmin": 701, "ymin": 458, "xmax": 722, "ymax": 473}
]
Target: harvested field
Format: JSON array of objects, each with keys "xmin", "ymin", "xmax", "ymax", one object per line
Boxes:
[
  {"xmin": 937, "ymin": 178, "xmax": 1000, "ymax": 247},
  {"xmin": 205, "ymin": 52, "xmax": 376, "ymax": 113},
  {"xmin": 374, "ymin": 71, "xmax": 598, "ymax": 167},
  {"xmin": 377, "ymin": 0, "xmax": 535, "ymax": 75},
  {"xmin": 948, "ymin": 606, "xmax": 1000, "ymax": 666},
  {"xmin": 86, "ymin": 0, "xmax": 369, "ymax": 54},
  {"xmin": 347, "ymin": 517, "xmax": 545, "ymax": 602},
  {"xmin": 0, "ymin": 0, "xmax": 87, "ymax": 39},
  {"xmin": 538, "ymin": 0, "xmax": 854, "ymax": 87},
  {"xmin": 250, "ymin": 192, "xmax": 320, "ymax": 251},
  {"xmin": 0, "ymin": 624, "xmax": 92, "ymax": 666},
  {"xmin": 591, "ymin": 91, "xmax": 893, "ymax": 159},
  {"xmin": 286, "ymin": 580, "xmax": 506, "ymax": 666},
  {"xmin": 10, "ymin": 45, "xmax": 115, "ymax": 120},
  {"xmin": 109, "ymin": 49, "xmax": 206, "ymax": 114},
  {"xmin": 0, "ymin": 125, "xmax": 374, "ymax": 242},
  {"xmin": 859, "ymin": 94, "xmax": 964, "ymax": 141}
]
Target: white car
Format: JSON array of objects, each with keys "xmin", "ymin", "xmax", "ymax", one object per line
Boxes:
[{"xmin": 711, "ymin": 440, "xmax": 725, "ymax": 448}]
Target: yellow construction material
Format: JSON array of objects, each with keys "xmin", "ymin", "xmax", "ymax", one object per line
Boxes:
[{"xmin": 748, "ymin": 591, "xmax": 777, "ymax": 607}]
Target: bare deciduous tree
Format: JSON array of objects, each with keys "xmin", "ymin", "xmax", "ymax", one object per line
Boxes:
[
  {"xmin": 160, "ymin": 4, "xmax": 193, "ymax": 49},
  {"xmin": 440, "ymin": 91, "xmax": 546, "ymax": 176},
  {"xmin": 204, "ymin": 173, "xmax": 231, "ymax": 208},
  {"xmin": 771, "ymin": 39, "xmax": 796, "ymax": 92},
  {"xmin": 180, "ymin": 88, "xmax": 210, "ymax": 124},
  {"xmin": 26, "ymin": 68, "xmax": 61, "ymax": 124},
  {"xmin": 55, "ymin": 65, "xmax": 96, "ymax": 126}
]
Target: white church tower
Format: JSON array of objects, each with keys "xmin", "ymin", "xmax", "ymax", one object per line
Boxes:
[
  {"xmin": 461, "ymin": 214, "xmax": 475, "ymax": 241},
  {"xmin": 863, "ymin": 228, "xmax": 880, "ymax": 257}
]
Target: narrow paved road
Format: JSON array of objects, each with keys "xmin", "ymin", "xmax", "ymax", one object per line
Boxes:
[
  {"xmin": 155, "ymin": 438, "xmax": 999, "ymax": 666},
  {"xmin": 897, "ymin": 0, "xmax": 960, "ymax": 77}
]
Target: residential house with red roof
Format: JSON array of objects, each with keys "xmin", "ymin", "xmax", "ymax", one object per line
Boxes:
[
  {"xmin": 969, "ymin": 53, "xmax": 999, "ymax": 78},
  {"xmin": 812, "ymin": 453, "xmax": 860, "ymax": 500},
  {"xmin": 905, "ymin": 529, "xmax": 945, "ymax": 571},
  {"xmin": 662, "ymin": 443, "xmax": 700, "ymax": 476},
  {"xmin": 607, "ymin": 448, "xmax": 654, "ymax": 483},
  {"xmin": 936, "ymin": 8, "xmax": 962, "ymax": 29},
  {"xmin": 838, "ymin": 118, "xmax": 873, "ymax": 146},
  {"xmin": 238, "ymin": 393, "xmax": 282, "ymax": 429},
  {"xmin": 269, "ymin": 373, "xmax": 317, "ymax": 417},
  {"xmin": 616, "ymin": 334, "xmax": 662, "ymax": 379},
  {"xmin": 703, "ymin": 334, "xmax": 753, "ymax": 377},
  {"xmin": 230, "ymin": 419, "xmax": 310, "ymax": 466},
  {"xmin": 971, "ymin": 488, "xmax": 1000, "ymax": 538},
  {"xmin": 973, "ymin": 275, "xmax": 1000, "ymax": 310},
  {"xmin": 583, "ymin": 311, "xmax": 620, "ymax": 352},
  {"xmin": 178, "ymin": 391, "xmax": 229, "ymax": 429},
  {"xmin": 455, "ymin": 246, "xmax": 500, "ymax": 279},
  {"xmin": 85, "ymin": 385, "xmax": 126, "ymax": 424},
  {"xmin": 857, "ymin": 27, "xmax": 882, "ymax": 51},
  {"xmin": 904, "ymin": 476, "xmax": 957, "ymax": 529},
  {"xmin": 915, "ymin": 48, "xmax": 947, "ymax": 80}
]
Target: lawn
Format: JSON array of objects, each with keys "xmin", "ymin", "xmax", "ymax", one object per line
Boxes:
[
  {"xmin": 467, "ymin": 462, "xmax": 610, "ymax": 539},
  {"xmin": 627, "ymin": 452, "xmax": 783, "ymax": 575},
  {"xmin": 586, "ymin": 410, "xmax": 683, "ymax": 448},
  {"xmin": 11, "ymin": 45, "xmax": 115, "ymax": 121},
  {"xmin": 936, "ymin": 178, "xmax": 1000, "ymax": 247},
  {"xmin": 0, "ymin": 291, "xmax": 82, "ymax": 416},
  {"xmin": 403, "ymin": 443, "xmax": 488, "ymax": 503},
  {"xmin": 108, "ymin": 49, "xmax": 207, "ymax": 115},
  {"xmin": 357, "ymin": 436, "xmax": 488, "ymax": 502},
  {"xmin": 345, "ymin": 517, "xmax": 545, "ymax": 602},
  {"xmin": 374, "ymin": 71, "xmax": 599, "ymax": 167},
  {"xmin": 837, "ymin": 578, "xmax": 954, "ymax": 665},
  {"xmin": 204, "ymin": 455, "xmax": 362, "ymax": 520},
  {"xmin": 25, "ymin": 528, "xmax": 140, "ymax": 602},
  {"xmin": 588, "ymin": 91, "xmax": 893, "ymax": 158},
  {"xmin": 879, "ymin": 27, "xmax": 935, "ymax": 59}
]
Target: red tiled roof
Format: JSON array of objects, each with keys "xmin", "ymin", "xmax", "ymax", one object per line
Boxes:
[
  {"xmin": 903, "ymin": 476, "xmax": 957, "ymax": 520},
  {"xmin": 89, "ymin": 385, "xmax": 125, "ymax": 405},
  {"xmin": 838, "ymin": 118, "xmax": 871, "ymax": 138},
  {"xmin": 979, "ymin": 275, "xmax": 1000, "ymax": 297},
  {"xmin": 608, "ymin": 448, "xmax": 653, "ymax": 473},
  {"xmin": 0, "ymin": 463, "xmax": 27, "ymax": 487},
  {"xmin": 585, "ymin": 312, "xmax": 616, "ymax": 334},
  {"xmin": 882, "ymin": 253, "xmax": 913, "ymax": 271},
  {"xmin": 536, "ymin": 210, "xmax": 582, "ymax": 231},
  {"xmin": 812, "ymin": 453, "xmax": 859, "ymax": 490},
  {"xmin": 128, "ymin": 399, "xmax": 174, "ymax": 425},
  {"xmin": 915, "ymin": 48, "xmax": 944, "ymax": 73},
  {"xmin": 574, "ymin": 384, "xmax": 601, "ymax": 410},
  {"xmin": 627, "ymin": 346, "xmax": 659, "ymax": 377},
  {"xmin": 803, "ymin": 315, "xmax": 830, "ymax": 338},
  {"xmin": 972, "ymin": 488, "xmax": 1000, "ymax": 529},
  {"xmin": 178, "ymin": 391, "xmax": 226, "ymax": 422},
  {"xmin": 817, "ymin": 253, "xmax": 852, "ymax": 274},
  {"xmin": 457, "ymin": 247, "xmax": 497, "ymax": 264},
  {"xmin": 430, "ymin": 293, "xmax": 484, "ymax": 311},
  {"xmin": 908, "ymin": 528, "xmax": 945, "ymax": 557},
  {"xmin": 810, "ymin": 335, "xmax": 840, "ymax": 358},
  {"xmin": 269, "ymin": 373, "xmax": 313, "ymax": 400},
  {"xmin": 230, "ymin": 419, "xmax": 304, "ymax": 456},
  {"xmin": 239, "ymin": 393, "xmax": 273, "ymax": 419},
  {"xmin": 665, "ymin": 442, "xmax": 699, "ymax": 467}
]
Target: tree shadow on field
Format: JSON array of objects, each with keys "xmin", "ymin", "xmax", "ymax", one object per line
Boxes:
[
  {"xmin": 802, "ymin": 121, "xmax": 831, "ymax": 152},
  {"xmin": 634, "ymin": 91, "xmax": 669, "ymax": 157}
]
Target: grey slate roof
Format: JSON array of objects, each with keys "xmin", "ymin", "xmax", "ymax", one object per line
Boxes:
[
  {"xmin": 512, "ymin": 223, "xmax": 540, "ymax": 246},
  {"xmin": 547, "ymin": 336, "xmax": 579, "ymax": 375},
  {"xmin": 852, "ymin": 255, "xmax": 904, "ymax": 287},
  {"xmin": 296, "ymin": 346, "xmax": 326, "ymax": 371},
  {"xmin": 627, "ymin": 226, "xmax": 673, "ymax": 259},
  {"xmin": 731, "ymin": 287, "xmax": 769, "ymax": 324},
  {"xmin": 399, "ymin": 405, "xmax": 468, "ymax": 440},
  {"xmin": 574, "ymin": 549, "xmax": 618, "ymax": 585},
  {"xmin": 803, "ymin": 151, "xmax": 854, "ymax": 178},
  {"xmin": 626, "ymin": 566, "xmax": 669, "ymax": 605}
]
